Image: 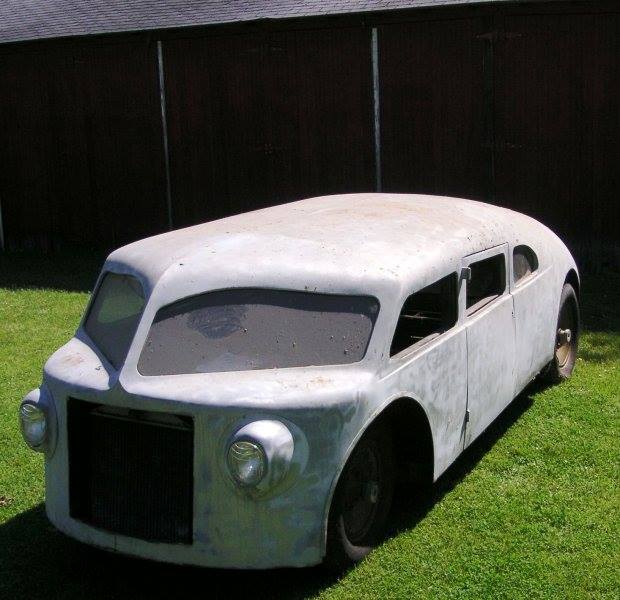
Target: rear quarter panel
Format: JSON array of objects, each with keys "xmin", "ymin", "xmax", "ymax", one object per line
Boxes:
[{"xmin": 509, "ymin": 215, "xmax": 578, "ymax": 394}]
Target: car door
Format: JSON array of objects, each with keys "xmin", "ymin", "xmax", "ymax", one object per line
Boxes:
[
  {"xmin": 462, "ymin": 244, "xmax": 516, "ymax": 447},
  {"xmin": 381, "ymin": 271, "xmax": 468, "ymax": 477}
]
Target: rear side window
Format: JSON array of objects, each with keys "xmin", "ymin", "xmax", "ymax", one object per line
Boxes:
[
  {"xmin": 513, "ymin": 245, "xmax": 538, "ymax": 284},
  {"xmin": 466, "ymin": 254, "xmax": 506, "ymax": 314},
  {"xmin": 390, "ymin": 273, "xmax": 458, "ymax": 356},
  {"xmin": 138, "ymin": 289, "xmax": 379, "ymax": 375},
  {"xmin": 84, "ymin": 273, "xmax": 145, "ymax": 369}
]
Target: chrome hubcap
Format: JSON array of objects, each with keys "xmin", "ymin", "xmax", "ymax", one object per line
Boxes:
[{"xmin": 556, "ymin": 326, "xmax": 573, "ymax": 368}]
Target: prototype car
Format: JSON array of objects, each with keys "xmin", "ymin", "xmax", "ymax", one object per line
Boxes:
[{"xmin": 19, "ymin": 193, "xmax": 579, "ymax": 568}]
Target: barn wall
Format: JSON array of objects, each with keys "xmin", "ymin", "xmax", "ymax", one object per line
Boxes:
[
  {"xmin": 492, "ymin": 11, "xmax": 619, "ymax": 263},
  {"xmin": 378, "ymin": 7, "xmax": 619, "ymax": 265},
  {"xmin": 379, "ymin": 17, "xmax": 490, "ymax": 200},
  {"xmin": 0, "ymin": 50, "xmax": 56, "ymax": 250},
  {"xmin": 0, "ymin": 39, "xmax": 167, "ymax": 250},
  {"xmin": 163, "ymin": 27, "xmax": 374, "ymax": 227},
  {"xmin": 0, "ymin": 2, "xmax": 617, "ymax": 267}
]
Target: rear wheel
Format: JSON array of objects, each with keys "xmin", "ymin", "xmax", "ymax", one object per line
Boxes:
[
  {"xmin": 324, "ymin": 424, "xmax": 395, "ymax": 570},
  {"xmin": 542, "ymin": 283, "xmax": 579, "ymax": 383}
]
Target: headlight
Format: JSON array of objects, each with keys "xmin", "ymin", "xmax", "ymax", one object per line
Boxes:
[
  {"xmin": 19, "ymin": 402, "xmax": 47, "ymax": 451},
  {"xmin": 227, "ymin": 440, "xmax": 266, "ymax": 486},
  {"xmin": 226, "ymin": 420, "xmax": 295, "ymax": 492},
  {"xmin": 19, "ymin": 386, "xmax": 56, "ymax": 454}
]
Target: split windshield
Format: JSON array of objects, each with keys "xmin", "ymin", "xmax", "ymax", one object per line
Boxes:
[
  {"xmin": 84, "ymin": 273, "xmax": 145, "ymax": 369},
  {"xmin": 138, "ymin": 289, "xmax": 379, "ymax": 375}
]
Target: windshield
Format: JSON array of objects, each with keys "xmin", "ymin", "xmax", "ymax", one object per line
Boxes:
[
  {"xmin": 138, "ymin": 289, "xmax": 379, "ymax": 375},
  {"xmin": 84, "ymin": 273, "xmax": 145, "ymax": 369}
]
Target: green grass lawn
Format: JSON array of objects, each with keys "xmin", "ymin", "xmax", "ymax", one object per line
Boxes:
[{"xmin": 1, "ymin": 254, "xmax": 618, "ymax": 599}]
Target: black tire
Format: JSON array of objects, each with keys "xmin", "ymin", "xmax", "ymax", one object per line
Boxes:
[
  {"xmin": 542, "ymin": 282, "xmax": 579, "ymax": 383},
  {"xmin": 324, "ymin": 423, "xmax": 395, "ymax": 570}
]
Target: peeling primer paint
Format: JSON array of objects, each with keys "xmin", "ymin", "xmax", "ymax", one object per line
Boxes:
[{"xmin": 37, "ymin": 193, "xmax": 578, "ymax": 568}]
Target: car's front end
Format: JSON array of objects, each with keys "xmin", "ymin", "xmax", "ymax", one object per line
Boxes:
[{"xmin": 20, "ymin": 235, "xmax": 393, "ymax": 568}]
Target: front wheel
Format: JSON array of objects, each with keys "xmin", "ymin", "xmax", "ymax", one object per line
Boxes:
[
  {"xmin": 324, "ymin": 424, "xmax": 395, "ymax": 570},
  {"xmin": 542, "ymin": 282, "xmax": 580, "ymax": 383}
]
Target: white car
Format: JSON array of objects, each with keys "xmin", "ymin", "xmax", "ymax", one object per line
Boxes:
[{"xmin": 19, "ymin": 193, "xmax": 579, "ymax": 569}]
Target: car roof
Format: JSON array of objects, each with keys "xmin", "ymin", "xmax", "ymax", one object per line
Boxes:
[{"xmin": 108, "ymin": 193, "xmax": 545, "ymax": 298}]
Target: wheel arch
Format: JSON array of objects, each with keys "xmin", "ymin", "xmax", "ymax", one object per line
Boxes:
[
  {"xmin": 565, "ymin": 268, "xmax": 580, "ymax": 299},
  {"xmin": 320, "ymin": 395, "xmax": 434, "ymax": 556}
]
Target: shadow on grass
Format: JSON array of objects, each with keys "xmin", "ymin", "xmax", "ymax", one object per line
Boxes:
[
  {"xmin": 388, "ymin": 381, "xmax": 537, "ymax": 538},
  {"xmin": 0, "ymin": 252, "xmax": 104, "ymax": 293},
  {"xmin": 572, "ymin": 270, "xmax": 619, "ymax": 364},
  {"xmin": 0, "ymin": 384, "xmax": 541, "ymax": 600},
  {"xmin": 578, "ymin": 332, "xmax": 620, "ymax": 364},
  {"xmin": 0, "ymin": 505, "xmax": 339, "ymax": 600}
]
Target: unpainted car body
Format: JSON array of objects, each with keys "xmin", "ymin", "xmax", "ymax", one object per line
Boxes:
[{"xmin": 21, "ymin": 193, "xmax": 579, "ymax": 568}]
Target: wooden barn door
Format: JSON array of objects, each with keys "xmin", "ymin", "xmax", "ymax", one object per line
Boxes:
[{"xmin": 163, "ymin": 28, "xmax": 375, "ymax": 227}]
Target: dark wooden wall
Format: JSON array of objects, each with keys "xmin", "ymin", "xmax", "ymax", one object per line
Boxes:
[
  {"xmin": 380, "ymin": 17, "xmax": 489, "ymax": 200},
  {"xmin": 0, "ymin": 1, "xmax": 617, "ymax": 266},
  {"xmin": 378, "ymin": 9, "xmax": 619, "ymax": 264},
  {"xmin": 0, "ymin": 40, "xmax": 167, "ymax": 249},
  {"xmin": 164, "ymin": 27, "xmax": 374, "ymax": 227},
  {"xmin": 493, "ymin": 12, "xmax": 619, "ymax": 262}
]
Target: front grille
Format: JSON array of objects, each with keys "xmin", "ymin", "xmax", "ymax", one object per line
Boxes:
[{"xmin": 68, "ymin": 398, "xmax": 194, "ymax": 544}]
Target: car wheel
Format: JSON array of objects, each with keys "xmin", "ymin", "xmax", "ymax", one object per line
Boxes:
[
  {"xmin": 324, "ymin": 423, "xmax": 395, "ymax": 570},
  {"xmin": 542, "ymin": 282, "xmax": 580, "ymax": 383}
]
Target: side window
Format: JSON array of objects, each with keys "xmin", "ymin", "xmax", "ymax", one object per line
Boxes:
[
  {"xmin": 513, "ymin": 245, "xmax": 538, "ymax": 284},
  {"xmin": 466, "ymin": 254, "xmax": 506, "ymax": 314},
  {"xmin": 390, "ymin": 273, "xmax": 458, "ymax": 357}
]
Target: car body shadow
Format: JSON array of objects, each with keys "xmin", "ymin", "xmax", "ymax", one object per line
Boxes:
[{"xmin": 0, "ymin": 503, "xmax": 339, "ymax": 600}]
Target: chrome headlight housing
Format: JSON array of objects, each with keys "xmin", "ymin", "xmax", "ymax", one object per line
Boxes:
[
  {"xmin": 226, "ymin": 420, "xmax": 295, "ymax": 492},
  {"xmin": 19, "ymin": 387, "xmax": 56, "ymax": 454}
]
